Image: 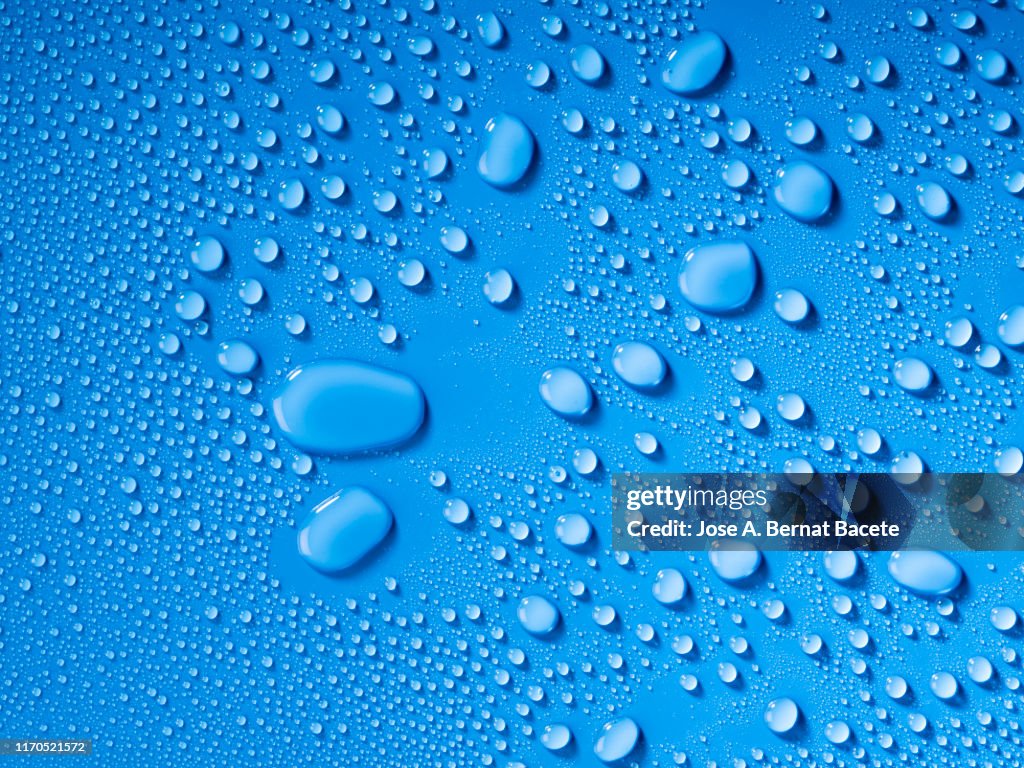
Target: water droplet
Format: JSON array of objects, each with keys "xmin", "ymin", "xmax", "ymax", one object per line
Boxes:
[
  {"xmin": 539, "ymin": 367, "xmax": 593, "ymax": 417},
  {"xmin": 593, "ymin": 717, "xmax": 640, "ymax": 763},
  {"xmin": 773, "ymin": 161, "xmax": 835, "ymax": 222},
  {"xmin": 652, "ymin": 568, "xmax": 687, "ymax": 605},
  {"xmin": 764, "ymin": 697, "xmax": 800, "ymax": 734},
  {"xmin": 517, "ymin": 595, "xmax": 560, "ymax": 636},
  {"xmin": 678, "ymin": 241, "xmax": 758, "ymax": 313},
  {"xmin": 477, "ymin": 114, "xmax": 535, "ymax": 188},
  {"xmin": 570, "ymin": 45, "xmax": 606, "ymax": 84},
  {"xmin": 190, "ymin": 236, "xmax": 225, "ymax": 273},
  {"xmin": 297, "ymin": 488, "xmax": 393, "ymax": 572},
  {"xmin": 272, "ymin": 360, "xmax": 426, "ymax": 454},
  {"xmin": 887, "ymin": 551, "xmax": 962, "ymax": 595},
  {"xmin": 611, "ymin": 342, "xmax": 666, "ymax": 388},
  {"xmin": 217, "ymin": 340, "xmax": 259, "ymax": 376},
  {"xmin": 662, "ymin": 31, "xmax": 728, "ymax": 94},
  {"xmin": 893, "ymin": 357, "xmax": 933, "ymax": 392},
  {"xmin": 709, "ymin": 542, "xmax": 761, "ymax": 582}
]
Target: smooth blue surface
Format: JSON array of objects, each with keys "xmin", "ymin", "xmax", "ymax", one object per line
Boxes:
[{"xmin": 2, "ymin": 0, "xmax": 1024, "ymax": 766}]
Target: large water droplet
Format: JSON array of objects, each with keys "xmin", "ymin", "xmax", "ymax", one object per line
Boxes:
[
  {"xmin": 678, "ymin": 241, "xmax": 758, "ymax": 313},
  {"xmin": 709, "ymin": 542, "xmax": 762, "ymax": 582},
  {"xmin": 297, "ymin": 487, "xmax": 393, "ymax": 572},
  {"xmin": 611, "ymin": 342, "xmax": 666, "ymax": 388},
  {"xmin": 887, "ymin": 551, "xmax": 962, "ymax": 595},
  {"xmin": 477, "ymin": 114, "xmax": 535, "ymax": 188},
  {"xmin": 773, "ymin": 161, "xmax": 834, "ymax": 222},
  {"xmin": 272, "ymin": 360, "xmax": 426, "ymax": 454},
  {"xmin": 662, "ymin": 31, "xmax": 728, "ymax": 94},
  {"xmin": 764, "ymin": 697, "xmax": 800, "ymax": 734},
  {"xmin": 517, "ymin": 595, "xmax": 560, "ymax": 636},
  {"xmin": 593, "ymin": 717, "xmax": 640, "ymax": 763},
  {"xmin": 893, "ymin": 357, "xmax": 933, "ymax": 392},
  {"xmin": 539, "ymin": 367, "xmax": 593, "ymax": 417}
]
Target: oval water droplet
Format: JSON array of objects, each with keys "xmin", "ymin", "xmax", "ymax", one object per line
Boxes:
[
  {"xmin": 887, "ymin": 551, "xmax": 962, "ymax": 595},
  {"xmin": 539, "ymin": 367, "xmax": 593, "ymax": 417},
  {"xmin": 272, "ymin": 360, "xmax": 426, "ymax": 454},
  {"xmin": 662, "ymin": 31, "xmax": 728, "ymax": 94},
  {"xmin": 611, "ymin": 342, "xmax": 666, "ymax": 388},
  {"xmin": 477, "ymin": 114, "xmax": 535, "ymax": 188},
  {"xmin": 297, "ymin": 487, "xmax": 393, "ymax": 572},
  {"xmin": 517, "ymin": 595, "xmax": 560, "ymax": 636},
  {"xmin": 593, "ymin": 717, "xmax": 640, "ymax": 763}
]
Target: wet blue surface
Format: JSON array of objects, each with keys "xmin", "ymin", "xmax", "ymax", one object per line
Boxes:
[{"xmin": 2, "ymin": 0, "xmax": 1024, "ymax": 765}]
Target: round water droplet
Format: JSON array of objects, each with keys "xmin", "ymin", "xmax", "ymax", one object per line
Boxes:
[
  {"xmin": 297, "ymin": 487, "xmax": 393, "ymax": 572},
  {"xmin": 570, "ymin": 44, "xmax": 606, "ymax": 83},
  {"xmin": 555, "ymin": 514, "xmax": 592, "ymax": 547},
  {"xmin": 175, "ymin": 290, "xmax": 206, "ymax": 321},
  {"xmin": 847, "ymin": 113, "xmax": 876, "ymax": 142},
  {"xmin": 976, "ymin": 49, "xmax": 1009, "ymax": 82},
  {"xmin": 217, "ymin": 340, "xmax": 259, "ymax": 376},
  {"xmin": 764, "ymin": 698, "xmax": 800, "ymax": 734},
  {"xmin": 930, "ymin": 671, "xmax": 958, "ymax": 700},
  {"xmin": 825, "ymin": 721, "xmax": 850, "ymax": 744},
  {"xmin": 893, "ymin": 357, "xmax": 933, "ymax": 392},
  {"xmin": 678, "ymin": 241, "xmax": 758, "ymax": 313},
  {"xmin": 773, "ymin": 161, "xmax": 834, "ymax": 222},
  {"xmin": 593, "ymin": 717, "xmax": 640, "ymax": 763},
  {"xmin": 731, "ymin": 357, "xmax": 755, "ymax": 383},
  {"xmin": 865, "ymin": 55, "xmax": 893, "ymax": 84},
  {"xmin": 541, "ymin": 723, "xmax": 573, "ymax": 752},
  {"xmin": 944, "ymin": 317, "xmax": 974, "ymax": 348},
  {"xmin": 442, "ymin": 497, "xmax": 472, "ymax": 525},
  {"xmin": 785, "ymin": 116, "xmax": 818, "ymax": 146},
  {"xmin": 991, "ymin": 605, "xmax": 1018, "ymax": 631},
  {"xmin": 278, "ymin": 179, "xmax": 306, "ymax": 210},
  {"xmin": 254, "ymin": 237, "xmax": 281, "ymax": 264},
  {"xmin": 887, "ymin": 551, "xmax": 962, "ymax": 595},
  {"xmin": 773, "ymin": 289, "xmax": 810, "ymax": 323},
  {"xmin": 634, "ymin": 432, "xmax": 658, "ymax": 455},
  {"xmin": 517, "ymin": 595, "xmax": 560, "ymax": 636},
  {"xmin": 662, "ymin": 31, "xmax": 728, "ymax": 94},
  {"xmin": 611, "ymin": 342, "xmax": 666, "ymax": 388},
  {"xmin": 709, "ymin": 542, "xmax": 761, "ymax": 581},
  {"xmin": 967, "ymin": 656, "xmax": 993, "ymax": 684},
  {"xmin": 612, "ymin": 160, "xmax": 644, "ymax": 192},
  {"xmin": 916, "ymin": 182, "xmax": 952, "ymax": 220},
  {"xmin": 398, "ymin": 259, "xmax": 426, "ymax": 287},
  {"xmin": 190, "ymin": 236, "xmax": 225, "ymax": 272},
  {"xmin": 652, "ymin": 568, "xmax": 687, "ymax": 605},
  {"xmin": 477, "ymin": 114, "xmax": 535, "ymax": 188},
  {"xmin": 272, "ymin": 360, "xmax": 426, "ymax": 454},
  {"xmin": 776, "ymin": 392, "xmax": 806, "ymax": 421},
  {"xmin": 997, "ymin": 305, "xmax": 1024, "ymax": 346},
  {"xmin": 539, "ymin": 367, "xmax": 593, "ymax": 417},
  {"xmin": 995, "ymin": 447, "xmax": 1023, "ymax": 477},
  {"xmin": 823, "ymin": 550, "xmax": 858, "ymax": 581}
]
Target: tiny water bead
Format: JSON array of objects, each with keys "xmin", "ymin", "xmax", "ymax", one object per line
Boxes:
[
  {"xmin": 189, "ymin": 236, "xmax": 225, "ymax": 273},
  {"xmin": 517, "ymin": 595, "xmax": 560, "ymax": 636},
  {"xmin": 887, "ymin": 551, "xmax": 962, "ymax": 595},
  {"xmin": 611, "ymin": 342, "xmax": 666, "ymax": 388},
  {"xmin": 593, "ymin": 717, "xmax": 640, "ymax": 763},
  {"xmin": 570, "ymin": 44, "xmax": 606, "ymax": 83},
  {"xmin": 773, "ymin": 161, "xmax": 835, "ymax": 222},
  {"xmin": 477, "ymin": 114, "xmax": 535, "ymax": 188},
  {"xmin": 297, "ymin": 487, "xmax": 393, "ymax": 573},
  {"xmin": 538, "ymin": 367, "xmax": 593, "ymax": 417},
  {"xmin": 764, "ymin": 698, "xmax": 800, "ymax": 735},
  {"xmin": 662, "ymin": 31, "xmax": 728, "ymax": 94},
  {"xmin": 678, "ymin": 241, "xmax": 758, "ymax": 313},
  {"xmin": 216, "ymin": 340, "xmax": 259, "ymax": 376},
  {"xmin": 272, "ymin": 360, "xmax": 426, "ymax": 454},
  {"xmin": 893, "ymin": 357, "xmax": 933, "ymax": 393},
  {"xmin": 773, "ymin": 289, "xmax": 810, "ymax": 323}
]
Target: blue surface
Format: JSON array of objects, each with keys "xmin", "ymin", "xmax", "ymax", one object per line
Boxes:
[{"xmin": 1, "ymin": 0, "xmax": 1024, "ymax": 765}]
